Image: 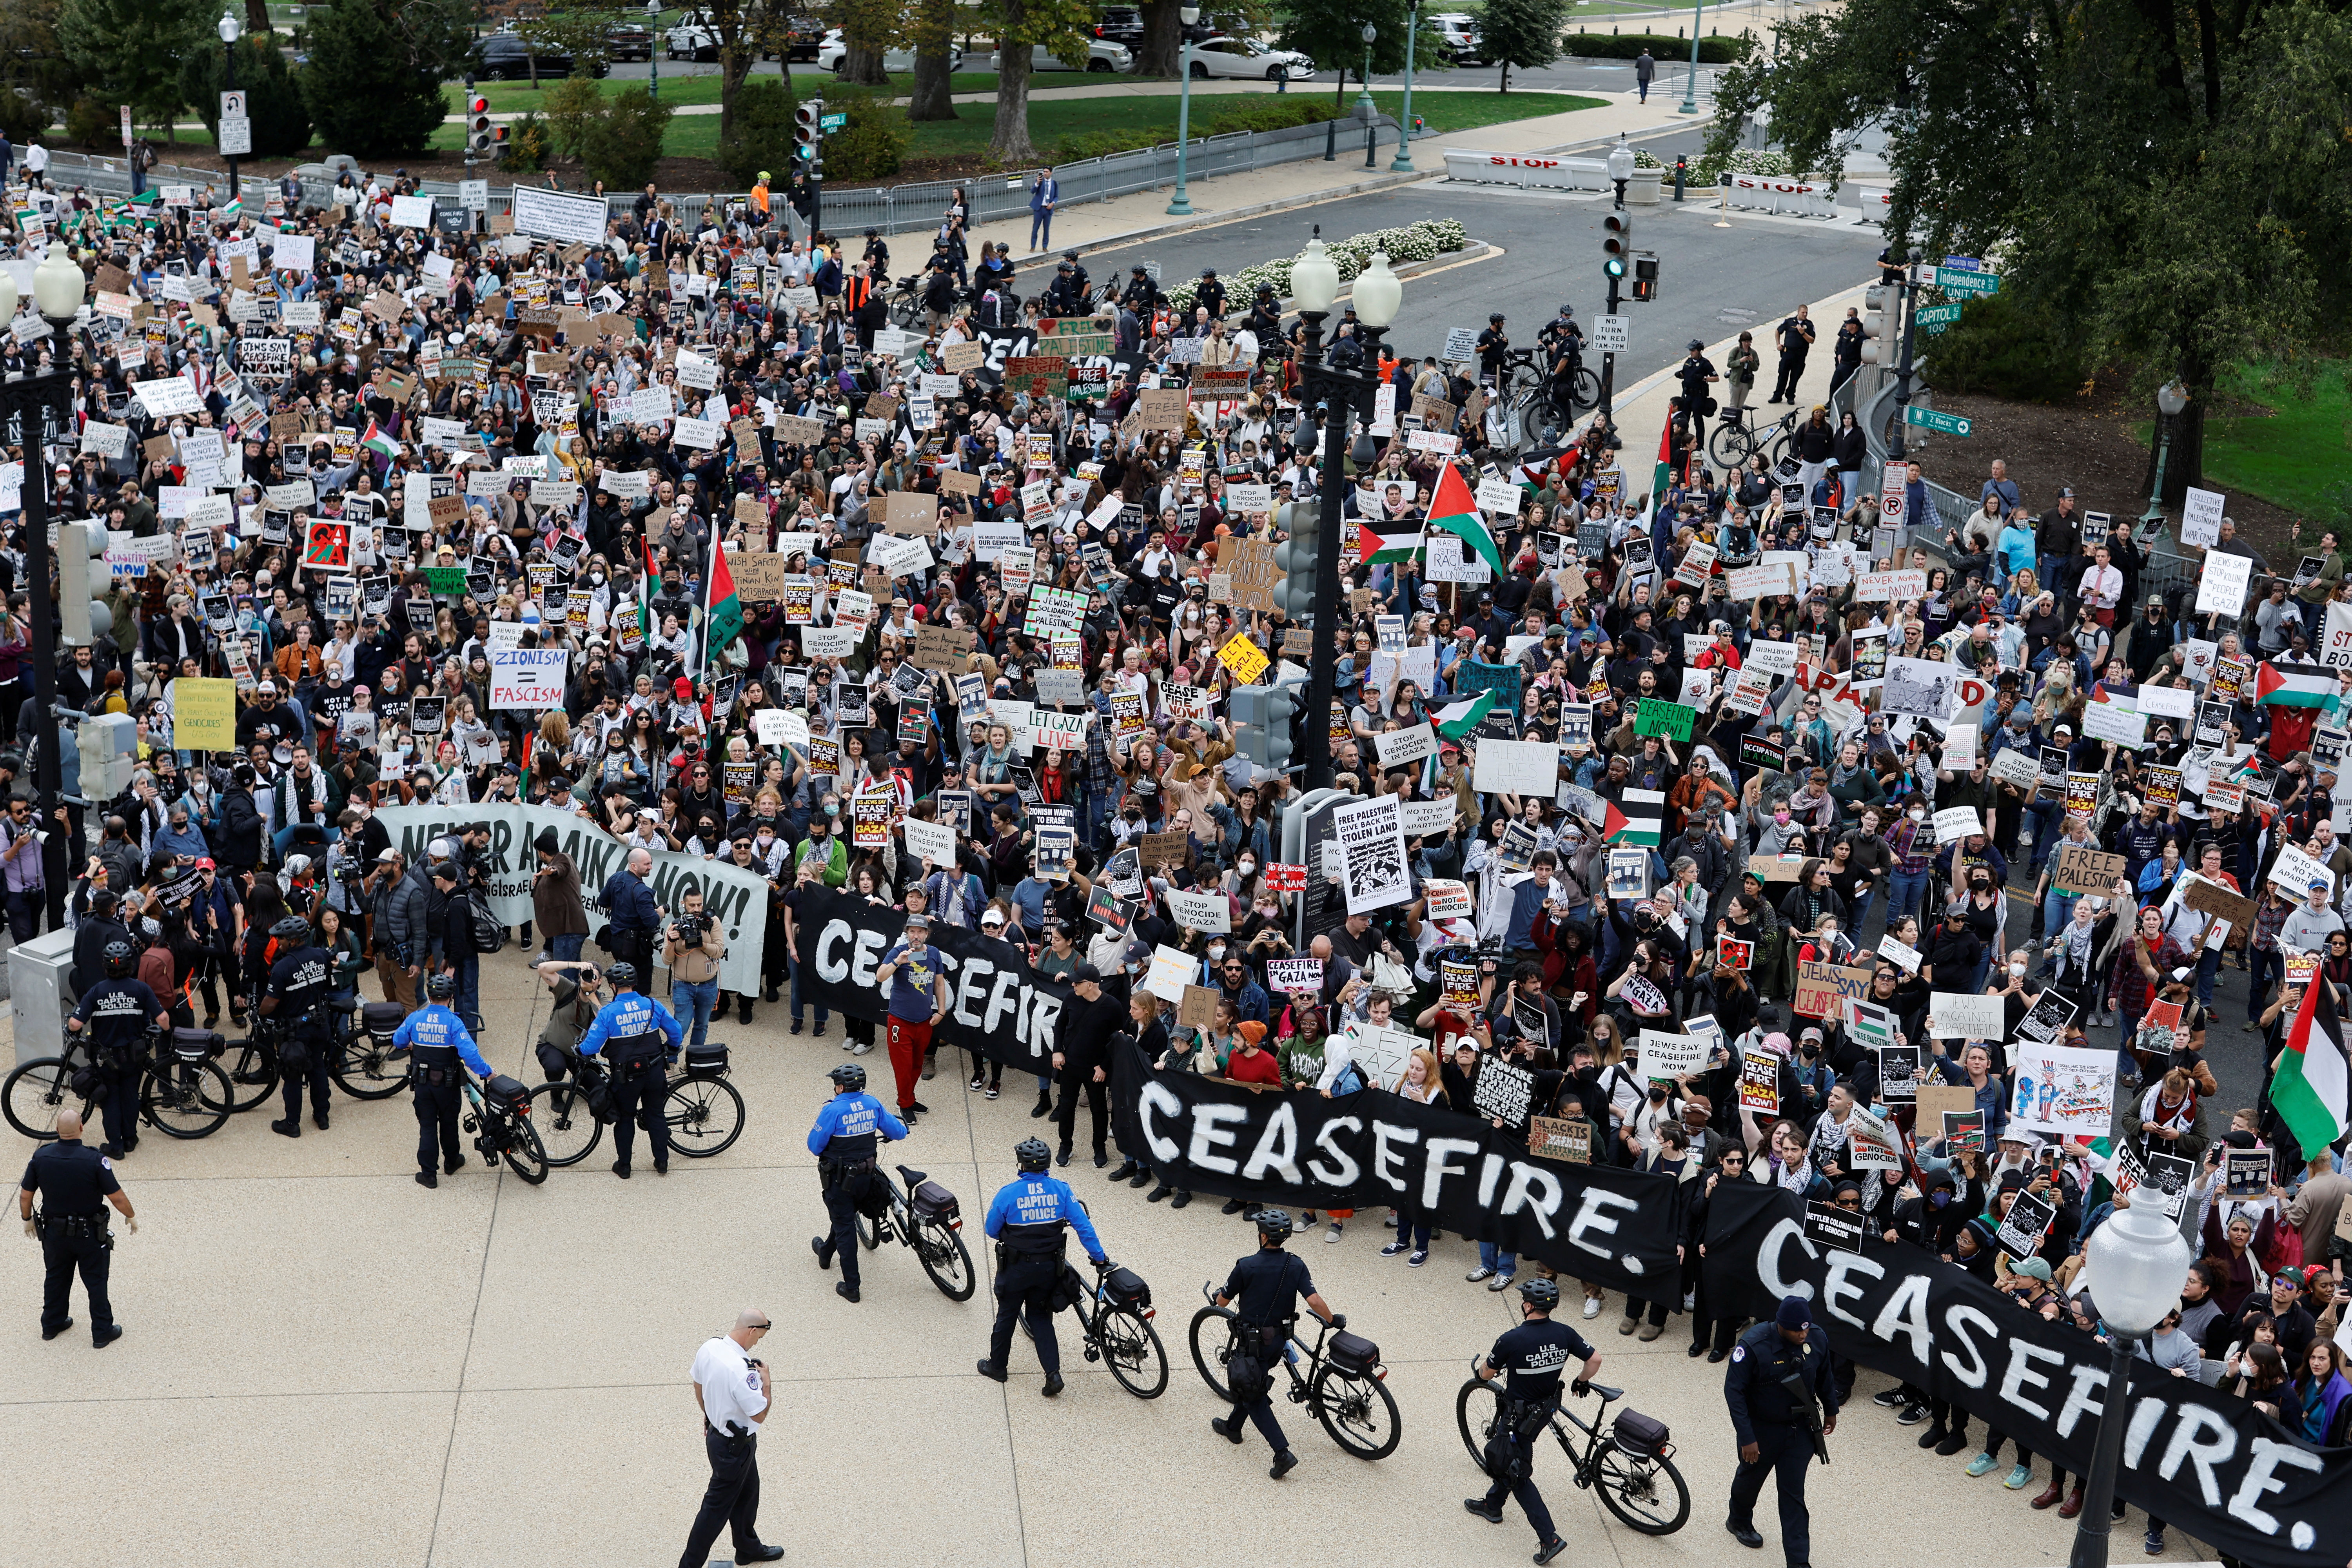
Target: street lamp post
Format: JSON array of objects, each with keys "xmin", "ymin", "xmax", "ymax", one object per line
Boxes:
[
  {"xmin": 1598, "ymin": 137, "xmax": 1635, "ymax": 417},
  {"xmin": 1389, "ymin": 4, "xmax": 1417, "ymax": 172},
  {"xmin": 2140, "ymin": 379, "xmax": 2189, "ymax": 526},
  {"xmin": 2068, "ymin": 1197, "xmax": 2191, "ymax": 1568},
  {"xmin": 1289, "ymin": 240, "xmax": 1401, "ymax": 789},
  {"xmin": 1356, "ymin": 23, "xmax": 1378, "ymax": 121},
  {"xmin": 1676, "ymin": 0, "xmax": 1706, "ymax": 114},
  {"xmin": 1165, "ymin": 4, "xmax": 1202, "ymax": 216},
  {"xmin": 218, "ymin": 11, "xmax": 242, "ymax": 209}
]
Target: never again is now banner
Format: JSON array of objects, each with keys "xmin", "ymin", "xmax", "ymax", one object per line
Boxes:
[
  {"xmin": 374, "ymin": 804, "xmax": 771, "ymax": 995},
  {"xmin": 1702, "ymin": 1181, "xmax": 2352, "ymax": 1566},
  {"xmin": 793, "ymin": 888, "xmax": 1686, "ymax": 1296}
]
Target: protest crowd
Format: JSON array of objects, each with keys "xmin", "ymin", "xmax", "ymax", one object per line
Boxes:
[{"xmin": 3, "ymin": 160, "xmax": 2349, "ymax": 1565}]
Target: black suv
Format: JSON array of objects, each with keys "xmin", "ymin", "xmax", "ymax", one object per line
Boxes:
[
  {"xmin": 1095, "ymin": 7, "xmax": 1231, "ymax": 46},
  {"xmin": 471, "ymin": 33, "xmax": 606, "ymax": 80}
]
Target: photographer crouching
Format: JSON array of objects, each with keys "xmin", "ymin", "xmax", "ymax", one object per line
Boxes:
[{"xmin": 664, "ymin": 889, "xmax": 728, "ymax": 1054}]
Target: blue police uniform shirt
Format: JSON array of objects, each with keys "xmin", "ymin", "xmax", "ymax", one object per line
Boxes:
[
  {"xmin": 806, "ymin": 1091, "xmax": 908, "ymax": 1161},
  {"xmin": 1723, "ymin": 1320, "xmax": 1840, "ymax": 1446},
  {"xmin": 265, "ymin": 944, "xmax": 334, "ymax": 1029},
  {"xmin": 73, "ymin": 978, "xmax": 163, "ymax": 1045},
  {"xmin": 1223, "ymin": 1248, "xmax": 1315, "ymax": 1326},
  {"xmin": 393, "ymin": 1004, "xmax": 495, "ymax": 1079},
  {"xmin": 577, "ymin": 991, "xmax": 685, "ymax": 1062},
  {"xmin": 20, "ymin": 1141, "xmax": 121, "ymax": 1216},
  {"xmin": 984, "ymin": 1173, "xmax": 1107, "ymax": 1261},
  {"xmin": 1486, "ymin": 1318, "xmax": 1595, "ymax": 1404},
  {"xmin": 879, "ymin": 941, "xmax": 941, "ymax": 1024}
]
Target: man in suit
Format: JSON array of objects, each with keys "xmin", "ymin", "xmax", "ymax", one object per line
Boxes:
[{"xmin": 1029, "ymin": 171, "xmax": 1058, "ymax": 252}]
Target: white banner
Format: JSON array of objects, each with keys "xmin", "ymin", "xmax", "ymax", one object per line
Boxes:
[
  {"xmin": 512, "ymin": 184, "xmax": 612, "ymax": 248},
  {"xmin": 2007, "ymin": 1041, "xmax": 2117, "ymax": 1139},
  {"xmin": 1330, "ymin": 794, "xmax": 1412, "ymax": 915}
]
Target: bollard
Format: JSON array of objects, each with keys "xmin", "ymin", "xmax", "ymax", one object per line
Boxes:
[
  {"xmin": 1274, "ymin": 64, "xmax": 1287, "ymax": 93},
  {"xmin": 1673, "ymin": 155, "xmax": 1687, "ymax": 201},
  {"xmin": 1365, "ymin": 121, "xmax": 1376, "ymax": 168}
]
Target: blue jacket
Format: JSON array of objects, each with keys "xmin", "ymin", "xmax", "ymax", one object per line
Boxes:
[
  {"xmin": 806, "ymin": 1090, "xmax": 908, "ymax": 1155},
  {"xmin": 577, "ymin": 990, "xmax": 684, "ymax": 1060},
  {"xmin": 984, "ymin": 1172, "xmax": 1107, "ymax": 1261},
  {"xmin": 1029, "ymin": 176, "xmax": 1057, "ymax": 212},
  {"xmin": 394, "ymin": 1003, "xmax": 494, "ymax": 1078},
  {"xmin": 601, "ymin": 868, "xmax": 661, "ymax": 934},
  {"xmin": 1505, "ymin": 877, "xmax": 1549, "ymax": 951}
]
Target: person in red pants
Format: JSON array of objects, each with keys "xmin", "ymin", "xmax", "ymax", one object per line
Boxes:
[{"xmin": 875, "ymin": 912, "xmax": 948, "ymax": 1126}]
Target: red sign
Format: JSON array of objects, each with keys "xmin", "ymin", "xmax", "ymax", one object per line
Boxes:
[{"xmin": 1264, "ymin": 863, "xmax": 1306, "ymax": 892}]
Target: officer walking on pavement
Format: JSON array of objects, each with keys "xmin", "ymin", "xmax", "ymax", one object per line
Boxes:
[
  {"xmin": 260, "ymin": 913, "xmax": 336, "ymax": 1139},
  {"xmin": 575, "ymin": 961, "xmax": 683, "ymax": 1179},
  {"xmin": 807, "ymin": 1062, "xmax": 908, "ymax": 1303},
  {"xmin": 976, "ymin": 1136, "xmax": 1109, "ymax": 1396},
  {"xmin": 1465, "ymin": 1277, "xmax": 1597, "ymax": 1564},
  {"xmin": 679, "ymin": 1308, "xmax": 786, "ymax": 1568},
  {"xmin": 1724, "ymin": 1294, "xmax": 1840, "ymax": 1567},
  {"xmin": 1209, "ymin": 1208, "xmax": 1336, "ymax": 1479},
  {"xmin": 19, "ymin": 1108, "xmax": 136, "ymax": 1346},
  {"xmin": 396, "ymin": 973, "xmax": 497, "ymax": 1188},
  {"xmin": 64, "ymin": 938, "xmax": 169, "ymax": 1159}
]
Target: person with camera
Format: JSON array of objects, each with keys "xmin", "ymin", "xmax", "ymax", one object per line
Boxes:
[
  {"xmin": 807, "ymin": 1061, "xmax": 908, "ymax": 1304},
  {"xmin": 664, "ymin": 888, "xmax": 728, "ymax": 1056},
  {"xmin": 260, "ymin": 913, "xmax": 338, "ymax": 1139},
  {"xmin": 680, "ymin": 1308, "xmax": 786, "ymax": 1568},
  {"xmin": 65, "ymin": 938, "xmax": 172, "ymax": 1160},
  {"xmin": 1465, "ymin": 1276, "xmax": 1597, "ymax": 1564},
  {"xmin": 575, "ymin": 960, "xmax": 684, "ymax": 1180},
  {"xmin": 1209, "ymin": 1207, "xmax": 1336, "ymax": 1480},
  {"xmin": 874, "ymin": 911, "xmax": 949, "ymax": 1127},
  {"xmin": 975, "ymin": 1136, "xmax": 1109, "ymax": 1396},
  {"xmin": 396, "ymin": 973, "xmax": 496, "ymax": 1189},
  {"xmin": 1723, "ymin": 1294, "xmax": 1840, "ymax": 1566}
]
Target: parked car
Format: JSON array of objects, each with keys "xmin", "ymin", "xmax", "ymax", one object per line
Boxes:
[
  {"xmin": 760, "ymin": 15, "xmax": 828, "ymax": 62},
  {"xmin": 1095, "ymin": 7, "xmax": 1240, "ymax": 49},
  {"xmin": 471, "ymin": 33, "xmax": 606, "ymax": 80},
  {"xmin": 988, "ymin": 40, "xmax": 1134, "ymax": 73},
  {"xmin": 1429, "ymin": 12, "xmax": 1484, "ymax": 65},
  {"xmin": 814, "ymin": 29, "xmax": 964, "ymax": 74},
  {"xmin": 1183, "ymin": 35, "xmax": 1313, "ymax": 79},
  {"xmin": 605, "ymin": 24, "xmax": 653, "ymax": 61},
  {"xmin": 666, "ymin": 11, "xmax": 724, "ymax": 60}
]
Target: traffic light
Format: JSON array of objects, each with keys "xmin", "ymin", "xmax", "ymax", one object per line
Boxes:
[
  {"xmin": 56, "ymin": 521, "xmax": 110, "ymax": 647},
  {"xmin": 795, "ymin": 100, "xmax": 824, "ymax": 177},
  {"xmin": 468, "ymin": 94, "xmax": 492, "ymax": 157},
  {"xmin": 1230, "ymin": 684, "xmax": 1298, "ymax": 772},
  {"xmin": 492, "ymin": 125, "xmax": 511, "ymax": 165},
  {"xmin": 1631, "ymin": 254, "xmax": 1659, "ymax": 303},
  {"xmin": 1273, "ymin": 497, "xmax": 1319, "ymax": 621},
  {"xmin": 1602, "ymin": 210, "xmax": 1632, "ymax": 281},
  {"xmin": 1860, "ymin": 285, "xmax": 1889, "ymax": 364}
]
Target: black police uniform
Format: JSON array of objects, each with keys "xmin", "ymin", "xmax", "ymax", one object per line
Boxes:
[
  {"xmin": 1220, "ymin": 1248, "xmax": 1315, "ymax": 1453},
  {"xmin": 1196, "ymin": 276, "xmax": 1227, "ymax": 319},
  {"xmin": 20, "ymin": 1138, "xmax": 121, "ymax": 1341},
  {"xmin": 264, "ymin": 942, "xmax": 336, "ymax": 1128},
  {"xmin": 71, "ymin": 974, "xmax": 163, "ymax": 1157},
  {"xmin": 1724, "ymin": 1319, "xmax": 1840, "ymax": 1566},
  {"xmin": 1478, "ymin": 1315, "xmax": 1595, "ymax": 1545}
]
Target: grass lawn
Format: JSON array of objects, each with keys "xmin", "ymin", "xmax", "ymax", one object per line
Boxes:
[{"xmin": 2136, "ymin": 361, "xmax": 2352, "ymax": 522}]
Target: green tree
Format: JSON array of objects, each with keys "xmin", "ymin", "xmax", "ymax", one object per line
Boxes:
[
  {"xmin": 906, "ymin": 0, "xmax": 958, "ymax": 122},
  {"xmin": 981, "ymin": 0, "xmax": 1093, "ymax": 160},
  {"xmin": 715, "ymin": 73, "xmax": 799, "ymax": 185},
  {"xmin": 299, "ymin": 0, "xmax": 469, "ymax": 159},
  {"xmin": 1278, "ymin": 0, "xmax": 1445, "ymax": 112},
  {"xmin": 518, "ymin": 0, "xmax": 630, "ymax": 88},
  {"xmin": 0, "ymin": 0, "xmax": 76, "ymax": 141},
  {"xmin": 831, "ymin": 0, "xmax": 902, "ymax": 87},
  {"xmin": 56, "ymin": 0, "xmax": 208, "ymax": 137},
  {"xmin": 178, "ymin": 36, "xmax": 314, "ymax": 159},
  {"xmin": 1474, "ymin": 0, "xmax": 1566, "ymax": 92},
  {"xmin": 578, "ymin": 83, "xmax": 673, "ymax": 187},
  {"xmin": 540, "ymin": 72, "xmax": 608, "ymax": 162}
]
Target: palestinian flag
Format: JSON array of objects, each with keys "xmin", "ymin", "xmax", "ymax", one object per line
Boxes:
[
  {"xmin": 1606, "ymin": 788, "xmax": 1665, "ymax": 848},
  {"xmin": 2271, "ymin": 964, "xmax": 2348, "ymax": 1157},
  {"xmin": 702, "ymin": 532, "xmax": 742, "ymax": 668},
  {"xmin": 2255, "ymin": 660, "xmax": 2334, "ymax": 707},
  {"xmin": 1425, "ymin": 461, "xmax": 1504, "ymax": 577},
  {"xmin": 640, "ymin": 536, "xmax": 661, "ymax": 646},
  {"xmin": 1651, "ymin": 418, "xmax": 1675, "ymax": 506},
  {"xmin": 1433, "ymin": 691, "xmax": 1496, "ymax": 740},
  {"xmin": 220, "ymin": 195, "xmax": 241, "ymax": 221},
  {"xmin": 1356, "ymin": 514, "xmax": 1423, "ymax": 566},
  {"xmin": 359, "ymin": 419, "xmax": 399, "ymax": 461}
]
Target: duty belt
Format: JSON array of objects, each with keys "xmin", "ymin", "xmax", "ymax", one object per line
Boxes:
[{"xmin": 38, "ymin": 1211, "xmax": 107, "ymax": 1236}]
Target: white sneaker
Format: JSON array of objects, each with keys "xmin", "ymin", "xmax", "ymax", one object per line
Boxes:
[
  {"xmin": 1582, "ymin": 1296, "xmax": 1602, "ymax": 1319},
  {"xmin": 1325, "ymin": 1222, "xmax": 1343, "ymax": 1244},
  {"xmin": 850, "ymin": 1041, "xmax": 873, "ymax": 1055}
]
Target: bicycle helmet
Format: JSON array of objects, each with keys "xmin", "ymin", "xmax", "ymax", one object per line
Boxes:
[
  {"xmin": 427, "ymin": 973, "xmax": 455, "ymax": 1001},
  {"xmin": 1557, "ymin": 304, "xmax": 1575, "ymax": 316},
  {"xmin": 604, "ymin": 961, "xmax": 639, "ymax": 990},
  {"xmin": 1014, "ymin": 1136, "xmax": 1053, "ymax": 1173},
  {"xmin": 103, "ymin": 938, "xmax": 135, "ymax": 978},
  {"xmin": 1517, "ymin": 1277, "xmax": 1562, "ymax": 1311},
  {"xmin": 272, "ymin": 915, "xmax": 312, "ymax": 944},
  {"xmin": 1254, "ymin": 1208, "xmax": 1294, "ymax": 1241},
  {"xmin": 1488, "ymin": 312, "xmax": 1505, "ymax": 323},
  {"xmin": 828, "ymin": 1062, "xmax": 866, "ymax": 1091}
]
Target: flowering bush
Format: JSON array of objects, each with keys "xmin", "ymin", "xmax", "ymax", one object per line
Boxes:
[{"xmin": 1163, "ymin": 218, "xmax": 1465, "ymax": 313}]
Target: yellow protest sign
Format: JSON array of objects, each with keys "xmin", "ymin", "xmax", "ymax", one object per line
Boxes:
[
  {"xmin": 174, "ymin": 677, "xmax": 239, "ymax": 752},
  {"xmin": 1216, "ymin": 632, "xmax": 1269, "ymax": 686}
]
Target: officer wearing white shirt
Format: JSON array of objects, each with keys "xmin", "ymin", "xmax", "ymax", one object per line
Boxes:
[{"xmin": 681, "ymin": 1309, "xmax": 785, "ymax": 1568}]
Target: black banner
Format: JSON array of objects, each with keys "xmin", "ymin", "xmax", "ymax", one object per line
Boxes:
[
  {"xmin": 1703, "ymin": 1181, "xmax": 2350, "ymax": 1566},
  {"xmin": 795, "ymin": 889, "xmax": 1687, "ymax": 1295}
]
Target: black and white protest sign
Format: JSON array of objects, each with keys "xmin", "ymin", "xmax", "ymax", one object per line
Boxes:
[{"xmin": 1330, "ymin": 793, "xmax": 1412, "ymax": 915}]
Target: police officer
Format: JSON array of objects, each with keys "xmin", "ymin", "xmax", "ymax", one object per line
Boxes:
[
  {"xmin": 1464, "ymin": 1277, "xmax": 1597, "ymax": 1564},
  {"xmin": 1540, "ymin": 305, "xmax": 1586, "ymax": 412},
  {"xmin": 64, "ymin": 938, "xmax": 169, "ymax": 1159},
  {"xmin": 1209, "ymin": 1208, "xmax": 1336, "ymax": 1479},
  {"xmin": 19, "ymin": 1108, "xmax": 135, "ymax": 1345},
  {"xmin": 1475, "ymin": 312, "xmax": 1511, "ymax": 386},
  {"xmin": 1724, "ymin": 1294, "xmax": 1840, "ymax": 1567},
  {"xmin": 1196, "ymin": 267, "xmax": 1227, "ymax": 320},
  {"xmin": 975, "ymin": 1136, "xmax": 1109, "ymax": 1397},
  {"xmin": 1044, "ymin": 256, "xmax": 1088, "ymax": 317},
  {"xmin": 576, "ymin": 961, "xmax": 684, "ymax": 1179},
  {"xmin": 1121, "ymin": 263, "xmax": 1159, "ymax": 312},
  {"xmin": 396, "ymin": 973, "xmax": 496, "ymax": 1189},
  {"xmin": 260, "ymin": 913, "xmax": 336, "ymax": 1139},
  {"xmin": 806, "ymin": 1062, "xmax": 907, "ymax": 1304}
]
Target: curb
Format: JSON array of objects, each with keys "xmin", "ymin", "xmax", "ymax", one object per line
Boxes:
[{"xmin": 1029, "ymin": 168, "xmax": 1433, "ymax": 264}]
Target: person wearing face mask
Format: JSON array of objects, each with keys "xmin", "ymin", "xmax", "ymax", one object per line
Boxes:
[
  {"xmin": 1884, "ymin": 801, "xmax": 1936, "ymax": 933},
  {"xmin": 793, "ymin": 802, "xmax": 847, "ymax": 888}
]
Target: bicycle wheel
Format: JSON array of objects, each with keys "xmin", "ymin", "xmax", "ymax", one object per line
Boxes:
[
  {"xmin": 330, "ymin": 1035, "xmax": 408, "ymax": 1102},
  {"xmin": 1096, "ymin": 1305, "xmax": 1169, "ymax": 1399},
  {"xmin": 1593, "ymin": 1440, "xmax": 1691, "ymax": 1535},
  {"xmin": 1456, "ymin": 1377, "xmax": 1507, "ymax": 1470},
  {"xmin": 856, "ymin": 1183, "xmax": 889, "ymax": 1250},
  {"xmin": 1187, "ymin": 1305, "xmax": 1241, "ymax": 1401},
  {"xmin": 2, "ymin": 1057, "xmax": 83, "ymax": 1142},
  {"xmin": 663, "ymin": 1074, "xmax": 744, "ymax": 1158},
  {"xmin": 142, "ymin": 1059, "xmax": 232, "ymax": 1139},
  {"xmin": 527, "ymin": 1080, "xmax": 605, "ymax": 1168},
  {"xmin": 500, "ymin": 1115, "xmax": 550, "ymax": 1186},
  {"xmin": 1312, "ymin": 1363, "xmax": 1402, "ymax": 1460},
  {"xmin": 216, "ymin": 1037, "xmax": 280, "ymax": 1114},
  {"xmin": 915, "ymin": 1216, "xmax": 976, "ymax": 1301},
  {"xmin": 1706, "ymin": 419, "xmax": 1754, "ymax": 470},
  {"xmin": 1570, "ymin": 365, "xmax": 1601, "ymax": 412}
]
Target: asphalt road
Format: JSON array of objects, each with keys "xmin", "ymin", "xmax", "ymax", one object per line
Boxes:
[{"xmin": 597, "ymin": 57, "xmax": 1726, "ymax": 100}]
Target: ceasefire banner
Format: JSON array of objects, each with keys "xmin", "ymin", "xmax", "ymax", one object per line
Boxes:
[{"xmin": 1702, "ymin": 1181, "xmax": 2350, "ymax": 1567}]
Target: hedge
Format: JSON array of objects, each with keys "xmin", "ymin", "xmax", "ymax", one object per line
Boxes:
[
  {"xmin": 1163, "ymin": 218, "xmax": 1469, "ymax": 315},
  {"xmin": 1057, "ymin": 96, "xmax": 1339, "ymax": 163},
  {"xmin": 1563, "ymin": 33, "xmax": 1750, "ymax": 64}
]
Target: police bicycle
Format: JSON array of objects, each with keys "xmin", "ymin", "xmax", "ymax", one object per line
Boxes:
[
  {"xmin": 461, "ymin": 1071, "xmax": 550, "ymax": 1185},
  {"xmin": 220, "ymin": 997, "xmax": 409, "ymax": 1114},
  {"xmin": 525, "ymin": 1041, "xmax": 745, "ymax": 1167},
  {"xmin": 1067, "ymin": 1257, "xmax": 1168, "ymax": 1399},
  {"xmin": 1454, "ymin": 1366, "xmax": 1691, "ymax": 1535},
  {"xmin": 1707, "ymin": 403, "xmax": 1800, "ymax": 471},
  {"xmin": 850, "ymin": 1161, "xmax": 977, "ymax": 1301},
  {"xmin": 1188, "ymin": 1282, "xmax": 1401, "ymax": 1459},
  {"xmin": 3, "ymin": 1029, "xmax": 234, "ymax": 1142}
]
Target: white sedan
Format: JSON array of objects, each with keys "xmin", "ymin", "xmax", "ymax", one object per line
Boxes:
[
  {"xmin": 1183, "ymin": 35, "xmax": 1314, "ymax": 79},
  {"xmin": 987, "ymin": 40, "xmax": 1135, "ymax": 73},
  {"xmin": 815, "ymin": 29, "xmax": 965, "ymax": 74}
]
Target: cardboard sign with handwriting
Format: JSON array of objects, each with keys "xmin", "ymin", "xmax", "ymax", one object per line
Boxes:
[
  {"xmin": 884, "ymin": 491, "xmax": 940, "ymax": 536},
  {"xmin": 2050, "ymin": 845, "xmax": 2128, "ymax": 897}
]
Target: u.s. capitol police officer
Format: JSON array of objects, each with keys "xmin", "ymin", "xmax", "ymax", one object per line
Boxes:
[
  {"xmin": 19, "ymin": 1107, "xmax": 136, "ymax": 1347},
  {"xmin": 1724, "ymin": 1294, "xmax": 1840, "ymax": 1568},
  {"xmin": 260, "ymin": 913, "xmax": 336, "ymax": 1139},
  {"xmin": 64, "ymin": 939, "xmax": 169, "ymax": 1159},
  {"xmin": 975, "ymin": 1136, "xmax": 1109, "ymax": 1397},
  {"xmin": 575, "ymin": 961, "xmax": 685, "ymax": 1179},
  {"xmin": 1464, "ymin": 1277, "xmax": 1597, "ymax": 1565},
  {"xmin": 806, "ymin": 1062, "xmax": 907, "ymax": 1304},
  {"xmin": 1209, "ymin": 1208, "xmax": 1336, "ymax": 1480},
  {"xmin": 396, "ymin": 973, "xmax": 496, "ymax": 1189}
]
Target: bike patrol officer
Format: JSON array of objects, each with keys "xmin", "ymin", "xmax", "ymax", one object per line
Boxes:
[
  {"xmin": 19, "ymin": 1107, "xmax": 136, "ymax": 1346},
  {"xmin": 1209, "ymin": 1208, "xmax": 1336, "ymax": 1479},
  {"xmin": 976, "ymin": 1136, "xmax": 1109, "ymax": 1397},
  {"xmin": 1724, "ymin": 1294, "xmax": 1840, "ymax": 1567},
  {"xmin": 260, "ymin": 914, "xmax": 336, "ymax": 1139},
  {"xmin": 1465, "ymin": 1277, "xmax": 1599, "ymax": 1565},
  {"xmin": 575, "ymin": 961, "xmax": 685, "ymax": 1180},
  {"xmin": 396, "ymin": 973, "xmax": 497, "ymax": 1189},
  {"xmin": 64, "ymin": 938, "xmax": 169, "ymax": 1159},
  {"xmin": 806, "ymin": 1061, "xmax": 908, "ymax": 1303}
]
